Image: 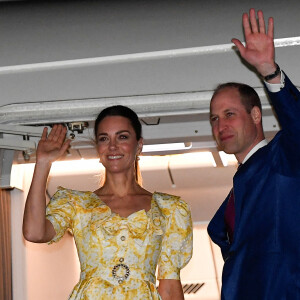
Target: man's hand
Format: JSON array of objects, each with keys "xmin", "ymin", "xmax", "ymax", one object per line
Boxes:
[{"xmin": 232, "ymin": 9, "xmax": 279, "ymax": 81}]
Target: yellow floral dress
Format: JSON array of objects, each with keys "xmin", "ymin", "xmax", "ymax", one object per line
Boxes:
[{"xmin": 46, "ymin": 187, "xmax": 193, "ymax": 300}]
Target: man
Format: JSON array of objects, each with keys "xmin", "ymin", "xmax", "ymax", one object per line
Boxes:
[{"xmin": 207, "ymin": 9, "xmax": 300, "ymax": 300}]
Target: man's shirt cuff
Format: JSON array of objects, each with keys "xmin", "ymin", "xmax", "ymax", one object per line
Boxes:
[{"xmin": 264, "ymin": 71, "xmax": 285, "ymax": 93}]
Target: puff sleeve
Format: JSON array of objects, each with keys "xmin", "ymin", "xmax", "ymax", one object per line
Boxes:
[
  {"xmin": 157, "ymin": 198, "xmax": 193, "ymax": 280},
  {"xmin": 46, "ymin": 187, "xmax": 75, "ymax": 244}
]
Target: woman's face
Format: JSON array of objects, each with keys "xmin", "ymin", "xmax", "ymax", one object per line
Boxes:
[{"xmin": 96, "ymin": 116, "xmax": 143, "ymax": 174}]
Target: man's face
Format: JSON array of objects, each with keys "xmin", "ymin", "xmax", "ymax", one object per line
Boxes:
[{"xmin": 210, "ymin": 87, "xmax": 260, "ymax": 162}]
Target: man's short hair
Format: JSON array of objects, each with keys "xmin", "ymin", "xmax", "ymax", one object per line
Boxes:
[{"xmin": 212, "ymin": 82, "xmax": 262, "ymax": 113}]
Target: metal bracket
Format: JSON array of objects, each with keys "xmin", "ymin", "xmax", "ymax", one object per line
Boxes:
[
  {"xmin": 67, "ymin": 122, "xmax": 89, "ymax": 134},
  {"xmin": 0, "ymin": 124, "xmax": 44, "ymax": 160}
]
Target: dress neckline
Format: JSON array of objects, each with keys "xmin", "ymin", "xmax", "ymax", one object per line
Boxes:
[{"xmin": 89, "ymin": 191, "xmax": 156, "ymax": 219}]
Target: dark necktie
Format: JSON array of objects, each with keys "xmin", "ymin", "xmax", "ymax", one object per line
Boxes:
[
  {"xmin": 224, "ymin": 189, "xmax": 235, "ymax": 243},
  {"xmin": 224, "ymin": 164, "xmax": 241, "ymax": 244}
]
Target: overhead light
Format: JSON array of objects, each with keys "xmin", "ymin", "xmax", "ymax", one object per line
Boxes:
[
  {"xmin": 51, "ymin": 159, "xmax": 104, "ymax": 174},
  {"xmin": 142, "ymin": 142, "xmax": 192, "ymax": 153},
  {"xmin": 169, "ymin": 152, "xmax": 217, "ymax": 168},
  {"xmin": 12, "ymin": 150, "xmax": 235, "ymax": 185}
]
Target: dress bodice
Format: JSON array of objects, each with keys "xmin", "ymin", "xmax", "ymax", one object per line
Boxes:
[{"xmin": 46, "ymin": 187, "xmax": 193, "ymax": 300}]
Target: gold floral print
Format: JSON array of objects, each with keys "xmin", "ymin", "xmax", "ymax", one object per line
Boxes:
[{"xmin": 46, "ymin": 187, "xmax": 193, "ymax": 300}]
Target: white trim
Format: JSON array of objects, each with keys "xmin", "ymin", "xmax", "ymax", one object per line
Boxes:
[
  {"xmin": 0, "ymin": 37, "xmax": 299, "ymax": 74},
  {"xmin": 0, "ymin": 88, "xmax": 272, "ymax": 125}
]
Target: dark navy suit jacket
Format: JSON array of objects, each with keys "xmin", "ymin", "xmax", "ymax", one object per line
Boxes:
[{"xmin": 208, "ymin": 74, "xmax": 300, "ymax": 300}]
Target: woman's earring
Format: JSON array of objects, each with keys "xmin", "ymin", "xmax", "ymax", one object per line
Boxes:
[{"xmin": 136, "ymin": 156, "xmax": 140, "ymax": 161}]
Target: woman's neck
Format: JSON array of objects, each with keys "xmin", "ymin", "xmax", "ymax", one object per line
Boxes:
[{"xmin": 100, "ymin": 173, "xmax": 141, "ymax": 197}]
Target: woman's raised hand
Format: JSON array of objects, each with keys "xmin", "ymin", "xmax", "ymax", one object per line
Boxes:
[{"xmin": 36, "ymin": 124, "xmax": 71, "ymax": 164}]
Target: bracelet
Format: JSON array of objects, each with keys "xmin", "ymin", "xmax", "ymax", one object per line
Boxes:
[{"xmin": 263, "ymin": 63, "xmax": 281, "ymax": 81}]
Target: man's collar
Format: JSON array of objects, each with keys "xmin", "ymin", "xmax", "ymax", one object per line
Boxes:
[{"xmin": 242, "ymin": 139, "xmax": 268, "ymax": 164}]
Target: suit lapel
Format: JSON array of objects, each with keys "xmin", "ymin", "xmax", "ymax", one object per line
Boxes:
[{"xmin": 231, "ymin": 144, "xmax": 269, "ymax": 248}]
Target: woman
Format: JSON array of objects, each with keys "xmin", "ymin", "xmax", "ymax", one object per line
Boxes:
[{"xmin": 23, "ymin": 105, "xmax": 193, "ymax": 300}]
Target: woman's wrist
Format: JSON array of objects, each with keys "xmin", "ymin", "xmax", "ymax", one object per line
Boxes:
[{"xmin": 35, "ymin": 159, "xmax": 52, "ymax": 172}]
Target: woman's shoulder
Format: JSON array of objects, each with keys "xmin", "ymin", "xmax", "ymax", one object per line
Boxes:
[
  {"xmin": 152, "ymin": 191, "xmax": 190, "ymax": 215},
  {"xmin": 153, "ymin": 191, "xmax": 181, "ymax": 202},
  {"xmin": 51, "ymin": 186, "xmax": 99, "ymax": 208},
  {"xmin": 53, "ymin": 186, "xmax": 92, "ymax": 197}
]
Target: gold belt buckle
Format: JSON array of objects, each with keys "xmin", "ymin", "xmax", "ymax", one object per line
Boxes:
[{"xmin": 112, "ymin": 263, "xmax": 130, "ymax": 284}]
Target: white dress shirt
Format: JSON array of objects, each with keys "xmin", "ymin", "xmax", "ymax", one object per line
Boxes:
[{"xmin": 242, "ymin": 139, "xmax": 268, "ymax": 164}]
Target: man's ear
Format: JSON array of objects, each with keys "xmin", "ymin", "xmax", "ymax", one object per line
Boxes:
[{"xmin": 251, "ymin": 106, "xmax": 262, "ymax": 124}]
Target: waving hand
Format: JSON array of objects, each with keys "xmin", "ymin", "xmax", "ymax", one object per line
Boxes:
[
  {"xmin": 23, "ymin": 124, "xmax": 71, "ymax": 243},
  {"xmin": 36, "ymin": 124, "xmax": 71, "ymax": 164},
  {"xmin": 232, "ymin": 9, "xmax": 278, "ymax": 80}
]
